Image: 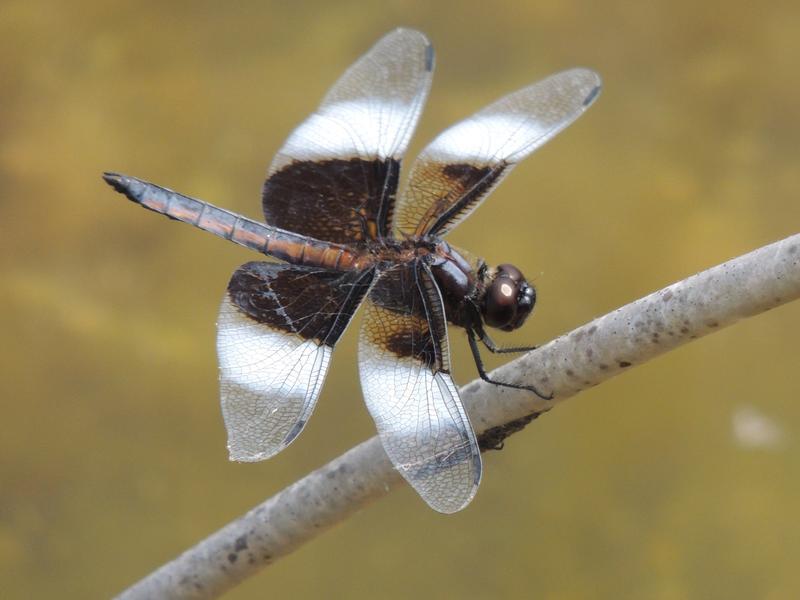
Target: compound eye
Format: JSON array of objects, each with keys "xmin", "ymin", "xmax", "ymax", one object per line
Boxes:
[
  {"xmin": 496, "ymin": 263, "xmax": 523, "ymax": 283},
  {"xmin": 483, "ymin": 276, "xmax": 519, "ymax": 329}
]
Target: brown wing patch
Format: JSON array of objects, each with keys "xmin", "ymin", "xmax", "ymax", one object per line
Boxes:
[
  {"xmin": 228, "ymin": 262, "xmax": 375, "ymax": 346},
  {"xmin": 382, "ymin": 313, "xmax": 440, "ymax": 369},
  {"xmin": 262, "ymin": 158, "xmax": 399, "ymax": 245},
  {"xmin": 363, "ymin": 261, "xmax": 449, "ymax": 373},
  {"xmin": 396, "ymin": 161, "xmax": 507, "ymax": 237}
]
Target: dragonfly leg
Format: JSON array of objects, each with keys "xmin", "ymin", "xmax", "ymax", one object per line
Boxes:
[
  {"xmin": 477, "ymin": 326, "xmax": 538, "ymax": 354},
  {"xmin": 466, "ymin": 327, "xmax": 552, "ymax": 400}
]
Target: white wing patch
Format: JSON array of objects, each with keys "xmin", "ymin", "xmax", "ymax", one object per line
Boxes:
[
  {"xmin": 217, "ymin": 296, "xmax": 331, "ymax": 462},
  {"xmin": 279, "ymin": 100, "xmax": 421, "ymax": 162},
  {"xmin": 419, "ymin": 113, "xmax": 551, "ymax": 163}
]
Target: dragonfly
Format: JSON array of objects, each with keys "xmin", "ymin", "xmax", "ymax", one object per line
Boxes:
[{"xmin": 104, "ymin": 28, "xmax": 600, "ymax": 513}]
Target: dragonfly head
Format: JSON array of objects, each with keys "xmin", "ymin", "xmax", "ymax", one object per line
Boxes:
[{"xmin": 481, "ymin": 263, "xmax": 536, "ymax": 332}]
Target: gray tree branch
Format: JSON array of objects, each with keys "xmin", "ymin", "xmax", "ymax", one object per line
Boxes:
[{"xmin": 116, "ymin": 233, "xmax": 800, "ymax": 600}]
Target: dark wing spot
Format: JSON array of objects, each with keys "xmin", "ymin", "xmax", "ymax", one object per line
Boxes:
[
  {"xmin": 424, "ymin": 42, "xmax": 434, "ymax": 71},
  {"xmin": 441, "ymin": 163, "xmax": 491, "ymax": 181},
  {"xmin": 385, "ymin": 324, "xmax": 438, "ymax": 368},
  {"xmin": 583, "ymin": 84, "xmax": 602, "ymax": 106}
]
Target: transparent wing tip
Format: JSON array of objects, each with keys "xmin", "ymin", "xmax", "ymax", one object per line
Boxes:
[
  {"xmin": 562, "ymin": 67, "xmax": 603, "ymax": 107},
  {"xmin": 223, "ymin": 406, "xmax": 310, "ymax": 463},
  {"xmin": 227, "ymin": 440, "xmax": 288, "ymax": 463},
  {"xmin": 381, "ymin": 27, "xmax": 434, "ymax": 71},
  {"xmin": 396, "ymin": 443, "xmax": 483, "ymax": 514},
  {"xmin": 386, "ymin": 26, "xmax": 429, "ymax": 42},
  {"xmin": 228, "ymin": 449, "xmax": 274, "ymax": 463},
  {"xmin": 224, "ymin": 415, "xmax": 309, "ymax": 463},
  {"xmin": 425, "ymin": 479, "xmax": 480, "ymax": 515}
]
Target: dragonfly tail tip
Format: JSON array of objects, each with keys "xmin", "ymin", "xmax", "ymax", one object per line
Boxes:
[{"xmin": 101, "ymin": 172, "xmax": 139, "ymax": 202}]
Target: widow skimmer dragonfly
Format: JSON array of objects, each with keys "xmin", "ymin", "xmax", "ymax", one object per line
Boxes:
[{"xmin": 104, "ymin": 29, "xmax": 600, "ymax": 513}]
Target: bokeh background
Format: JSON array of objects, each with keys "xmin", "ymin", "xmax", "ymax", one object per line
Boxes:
[{"xmin": 3, "ymin": 1, "xmax": 800, "ymax": 598}]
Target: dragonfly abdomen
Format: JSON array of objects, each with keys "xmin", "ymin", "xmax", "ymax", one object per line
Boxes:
[{"xmin": 103, "ymin": 172, "xmax": 358, "ymax": 270}]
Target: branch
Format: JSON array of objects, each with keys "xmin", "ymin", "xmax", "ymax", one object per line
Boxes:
[{"xmin": 116, "ymin": 233, "xmax": 800, "ymax": 599}]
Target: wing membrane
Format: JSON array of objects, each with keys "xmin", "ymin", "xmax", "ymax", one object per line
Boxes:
[
  {"xmin": 218, "ymin": 262, "xmax": 374, "ymax": 461},
  {"xmin": 394, "ymin": 68, "xmax": 601, "ymax": 237},
  {"xmin": 262, "ymin": 28, "xmax": 434, "ymax": 244},
  {"xmin": 358, "ymin": 261, "xmax": 481, "ymax": 513}
]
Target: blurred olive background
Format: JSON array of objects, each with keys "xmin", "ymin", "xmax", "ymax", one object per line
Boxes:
[{"xmin": 2, "ymin": 0, "xmax": 800, "ymax": 598}]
